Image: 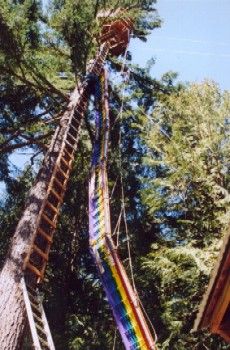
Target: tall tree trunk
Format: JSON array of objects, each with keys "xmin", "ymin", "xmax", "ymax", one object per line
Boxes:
[
  {"xmin": 0, "ymin": 86, "xmax": 82, "ymax": 349},
  {"xmin": 0, "ymin": 42, "xmax": 109, "ymax": 348}
]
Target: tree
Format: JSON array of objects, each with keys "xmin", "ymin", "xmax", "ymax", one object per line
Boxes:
[
  {"xmin": 139, "ymin": 81, "xmax": 230, "ymax": 349},
  {"xmin": 0, "ymin": 1, "xmax": 162, "ymax": 348}
]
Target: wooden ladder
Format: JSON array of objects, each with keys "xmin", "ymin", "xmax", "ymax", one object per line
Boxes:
[
  {"xmin": 21, "ymin": 277, "xmax": 55, "ymax": 350},
  {"xmin": 23, "ymin": 43, "xmax": 110, "ymax": 283}
]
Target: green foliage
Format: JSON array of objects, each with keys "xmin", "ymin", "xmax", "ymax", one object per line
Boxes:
[
  {"xmin": 141, "ymin": 81, "xmax": 230, "ymax": 244},
  {"xmin": 139, "ymin": 81, "xmax": 230, "ymax": 349},
  {"xmin": 0, "ymin": 1, "xmax": 229, "ymax": 349},
  {"xmin": 0, "ymin": 166, "xmax": 34, "ymax": 265}
]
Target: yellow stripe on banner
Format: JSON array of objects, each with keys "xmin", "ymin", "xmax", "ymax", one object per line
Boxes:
[
  {"xmin": 98, "ymin": 220, "xmax": 106, "ymax": 234},
  {"xmin": 108, "ymin": 262, "xmax": 148, "ymax": 349}
]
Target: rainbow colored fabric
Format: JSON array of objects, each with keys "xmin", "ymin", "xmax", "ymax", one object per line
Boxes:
[{"xmin": 88, "ymin": 69, "xmax": 156, "ymax": 350}]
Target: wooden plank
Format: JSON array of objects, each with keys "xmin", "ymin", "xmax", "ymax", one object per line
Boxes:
[
  {"xmin": 21, "ymin": 278, "xmax": 42, "ymax": 350},
  {"xmin": 56, "ymin": 164, "xmax": 70, "ymax": 178},
  {"xmin": 38, "ymin": 337, "xmax": 49, "ymax": 348},
  {"xmin": 66, "ymin": 132, "xmax": 77, "ymax": 143},
  {"xmin": 40, "ymin": 301, "xmax": 56, "ymax": 350},
  {"xmin": 26, "ymin": 262, "xmax": 43, "ymax": 279},
  {"xmin": 65, "ymin": 139, "xmax": 75, "ymax": 151},
  {"xmin": 31, "ymin": 311, "xmax": 44, "ymax": 326},
  {"xmin": 32, "ymin": 244, "xmax": 49, "ymax": 262},
  {"xmin": 60, "ymin": 155, "xmax": 72, "ymax": 168},
  {"xmin": 210, "ymin": 274, "xmax": 230, "ymax": 331},
  {"xmin": 68, "ymin": 123, "xmax": 79, "ymax": 135},
  {"xmin": 41, "ymin": 213, "xmax": 56, "ymax": 228},
  {"xmin": 70, "ymin": 117, "xmax": 81, "ymax": 130},
  {"xmin": 64, "ymin": 143, "xmax": 75, "ymax": 156},
  {"xmin": 63, "ymin": 147, "xmax": 74, "ymax": 160},
  {"xmin": 37, "ymin": 227, "xmax": 53, "ymax": 244},
  {"xmin": 49, "ymin": 188, "xmax": 63, "ymax": 202},
  {"xmin": 52, "ymin": 176, "xmax": 66, "ymax": 191},
  {"xmin": 35, "ymin": 322, "xmax": 48, "ymax": 337},
  {"xmin": 45, "ymin": 200, "xmax": 59, "ymax": 214},
  {"xmin": 30, "ymin": 300, "xmax": 42, "ymax": 315},
  {"xmin": 193, "ymin": 228, "xmax": 230, "ymax": 331}
]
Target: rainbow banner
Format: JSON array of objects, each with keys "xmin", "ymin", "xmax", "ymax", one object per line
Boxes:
[{"xmin": 88, "ymin": 69, "xmax": 156, "ymax": 350}]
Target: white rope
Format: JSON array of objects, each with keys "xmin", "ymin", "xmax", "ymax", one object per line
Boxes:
[
  {"xmin": 109, "ymin": 32, "xmax": 158, "ymax": 344},
  {"xmin": 115, "ymin": 38, "xmax": 137, "ymax": 290},
  {"xmin": 112, "ymin": 328, "xmax": 117, "ymax": 350},
  {"xmin": 114, "ymin": 37, "xmax": 159, "ymax": 344}
]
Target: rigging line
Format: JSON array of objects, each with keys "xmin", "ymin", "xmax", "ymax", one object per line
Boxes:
[
  {"xmin": 112, "ymin": 327, "xmax": 117, "ymax": 350},
  {"xmin": 114, "ymin": 103, "xmax": 171, "ymax": 141},
  {"xmin": 116, "ymin": 38, "xmax": 137, "ymax": 291},
  {"xmin": 120, "ymin": 179, "xmax": 136, "ymax": 291},
  {"xmin": 138, "ymin": 296, "xmax": 158, "ymax": 345},
  {"xmin": 114, "ymin": 39, "xmax": 159, "ymax": 343},
  {"xmin": 115, "ymin": 210, "xmax": 122, "ymax": 248},
  {"xmin": 109, "ymin": 175, "xmax": 119, "ymax": 200}
]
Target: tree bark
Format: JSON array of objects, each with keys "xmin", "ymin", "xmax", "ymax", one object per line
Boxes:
[
  {"xmin": 0, "ymin": 42, "xmax": 109, "ymax": 349},
  {"xmin": 0, "ymin": 86, "xmax": 82, "ymax": 349}
]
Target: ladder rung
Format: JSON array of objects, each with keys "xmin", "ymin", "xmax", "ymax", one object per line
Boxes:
[
  {"xmin": 63, "ymin": 148, "xmax": 74, "ymax": 160},
  {"xmin": 37, "ymin": 227, "xmax": 53, "ymax": 243},
  {"xmin": 32, "ymin": 312, "xmax": 44, "ymax": 326},
  {"xmin": 60, "ymin": 155, "xmax": 71, "ymax": 168},
  {"xmin": 68, "ymin": 129, "xmax": 78, "ymax": 141},
  {"xmin": 45, "ymin": 200, "xmax": 59, "ymax": 214},
  {"xmin": 38, "ymin": 336, "xmax": 49, "ymax": 348},
  {"xmin": 73, "ymin": 109, "xmax": 84, "ymax": 119},
  {"xmin": 41, "ymin": 213, "xmax": 56, "ymax": 228},
  {"xmin": 76, "ymin": 104, "xmax": 84, "ymax": 114},
  {"xmin": 70, "ymin": 117, "xmax": 80, "ymax": 129},
  {"xmin": 52, "ymin": 176, "xmax": 66, "ymax": 191},
  {"xmin": 27, "ymin": 291, "xmax": 40, "ymax": 307},
  {"xmin": 65, "ymin": 139, "xmax": 76, "ymax": 151},
  {"xmin": 64, "ymin": 145, "xmax": 74, "ymax": 159},
  {"xmin": 26, "ymin": 262, "xmax": 43, "ymax": 279},
  {"xmin": 56, "ymin": 164, "xmax": 69, "ymax": 178},
  {"xmin": 30, "ymin": 300, "xmax": 42, "ymax": 315},
  {"xmin": 93, "ymin": 68, "xmax": 100, "ymax": 75},
  {"xmin": 49, "ymin": 188, "xmax": 64, "ymax": 202},
  {"xmin": 26, "ymin": 283, "xmax": 37, "ymax": 296},
  {"xmin": 35, "ymin": 322, "xmax": 47, "ymax": 337},
  {"xmin": 32, "ymin": 244, "xmax": 49, "ymax": 261},
  {"xmin": 68, "ymin": 123, "xmax": 79, "ymax": 135},
  {"xmin": 66, "ymin": 132, "xmax": 77, "ymax": 143}
]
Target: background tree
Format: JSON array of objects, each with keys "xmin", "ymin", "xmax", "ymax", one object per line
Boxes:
[
  {"xmin": 138, "ymin": 81, "xmax": 230, "ymax": 349},
  {"xmin": 0, "ymin": 0, "xmax": 229, "ymax": 349},
  {"xmin": 0, "ymin": 1, "xmax": 165, "ymax": 349}
]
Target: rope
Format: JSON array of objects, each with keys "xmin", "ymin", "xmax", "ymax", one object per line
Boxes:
[
  {"xmin": 88, "ymin": 36, "xmax": 158, "ymax": 349},
  {"xmin": 114, "ymin": 38, "xmax": 137, "ymax": 290},
  {"xmin": 112, "ymin": 328, "xmax": 117, "ymax": 350},
  {"xmin": 114, "ymin": 41, "xmax": 159, "ymax": 344},
  {"xmin": 138, "ymin": 297, "xmax": 158, "ymax": 345}
]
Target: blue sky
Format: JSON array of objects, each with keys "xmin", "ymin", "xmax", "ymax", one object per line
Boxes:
[{"xmin": 130, "ymin": 0, "xmax": 230, "ymax": 90}]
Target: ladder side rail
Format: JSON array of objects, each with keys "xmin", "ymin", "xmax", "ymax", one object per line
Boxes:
[
  {"xmin": 40, "ymin": 303, "xmax": 56, "ymax": 350},
  {"xmin": 24, "ymin": 42, "xmax": 111, "ymax": 281},
  {"xmin": 21, "ymin": 278, "xmax": 42, "ymax": 350}
]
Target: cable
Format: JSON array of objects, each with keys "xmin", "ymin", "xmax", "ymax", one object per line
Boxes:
[
  {"xmin": 138, "ymin": 297, "xmax": 158, "ymax": 345},
  {"xmin": 114, "ymin": 37, "xmax": 159, "ymax": 344},
  {"xmin": 112, "ymin": 328, "xmax": 117, "ymax": 350}
]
